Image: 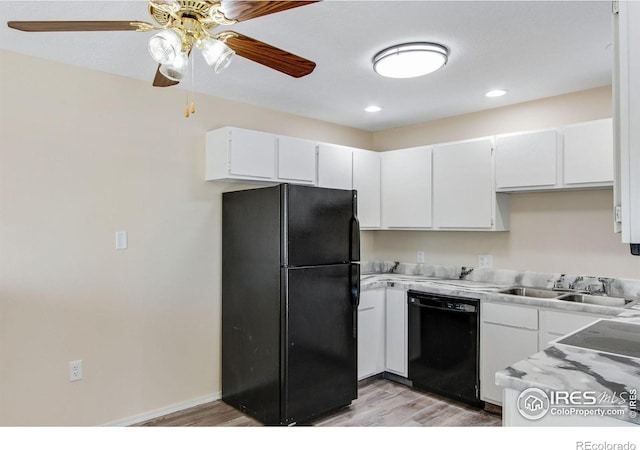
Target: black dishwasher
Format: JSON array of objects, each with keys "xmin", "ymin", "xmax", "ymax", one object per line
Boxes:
[{"xmin": 407, "ymin": 290, "xmax": 482, "ymax": 407}]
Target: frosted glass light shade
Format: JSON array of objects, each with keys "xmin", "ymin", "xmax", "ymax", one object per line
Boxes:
[
  {"xmin": 373, "ymin": 43, "xmax": 448, "ymax": 79},
  {"xmin": 198, "ymin": 38, "xmax": 235, "ymax": 73},
  {"xmin": 159, "ymin": 51, "xmax": 188, "ymax": 81},
  {"xmin": 148, "ymin": 29, "xmax": 182, "ymax": 65}
]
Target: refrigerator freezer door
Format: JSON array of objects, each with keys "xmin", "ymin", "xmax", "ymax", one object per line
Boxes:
[
  {"xmin": 283, "ymin": 264, "xmax": 358, "ymax": 424},
  {"xmin": 285, "ymin": 185, "xmax": 359, "ymax": 267}
]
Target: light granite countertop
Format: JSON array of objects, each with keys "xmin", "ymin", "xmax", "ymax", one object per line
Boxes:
[
  {"xmin": 360, "ymin": 273, "xmax": 639, "ymax": 317},
  {"xmin": 494, "ymin": 318, "xmax": 640, "ymax": 425}
]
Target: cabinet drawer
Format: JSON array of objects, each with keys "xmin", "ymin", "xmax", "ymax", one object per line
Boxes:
[
  {"xmin": 482, "ymin": 302, "xmax": 538, "ymax": 330},
  {"xmin": 544, "ymin": 310, "xmax": 599, "ymax": 335}
]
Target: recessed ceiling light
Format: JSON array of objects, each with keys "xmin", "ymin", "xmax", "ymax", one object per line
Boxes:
[
  {"xmin": 485, "ymin": 89, "xmax": 508, "ymax": 98},
  {"xmin": 373, "ymin": 42, "xmax": 448, "ymax": 79},
  {"xmin": 365, "ymin": 105, "xmax": 382, "ymax": 113}
]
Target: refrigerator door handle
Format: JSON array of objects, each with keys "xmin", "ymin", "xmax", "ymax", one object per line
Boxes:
[
  {"xmin": 349, "ymin": 215, "xmax": 360, "ymax": 262},
  {"xmin": 350, "ymin": 263, "xmax": 360, "ymax": 308}
]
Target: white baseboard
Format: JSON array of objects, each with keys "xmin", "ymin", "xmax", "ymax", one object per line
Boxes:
[{"xmin": 102, "ymin": 392, "xmax": 222, "ymax": 427}]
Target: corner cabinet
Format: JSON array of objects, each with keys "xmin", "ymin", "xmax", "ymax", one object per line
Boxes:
[
  {"xmin": 352, "ymin": 149, "xmax": 381, "ymax": 229},
  {"xmin": 205, "ymin": 126, "xmax": 316, "ymax": 185},
  {"xmin": 614, "ymin": 1, "xmax": 640, "ymax": 248},
  {"xmin": 317, "ymin": 143, "xmax": 353, "ymax": 190},
  {"xmin": 432, "ymin": 138, "xmax": 509, "ymax": 231},
  {"xmin": 380, "ymin": 146, "xmax": 433, "ymax": 229}
]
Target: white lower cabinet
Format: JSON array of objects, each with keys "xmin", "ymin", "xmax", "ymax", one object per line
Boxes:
[
  {"xmin": 385, "ymin": 288, "xmax": 408, "ymax": 377},
  {"xmin": 357, "ymin": 288, "xmax": 386, "ymax": 380},
  {"xmin": 538, "ymin": 309, "xmax": 601, "ymax": 349},
  {"xmin": 480, "ymin": 302, "xmax": 539, "ymax": 405}
]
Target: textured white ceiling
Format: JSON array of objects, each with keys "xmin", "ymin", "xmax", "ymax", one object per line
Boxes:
[{"xmin": 0, "ymin": 0, "xmax": 614, "ymax": 131}]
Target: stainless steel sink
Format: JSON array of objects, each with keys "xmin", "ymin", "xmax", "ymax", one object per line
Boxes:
[
  {"xmin": 555, "ymin": 293, "xmax": 632, "ymax": 307},
  {"xmin": 497, "ymin": 286, "xmax": 563, "ymax": 299},
  {"xmin": 498, "ymin": 286, "xmax": 634, "ymax": 308}
]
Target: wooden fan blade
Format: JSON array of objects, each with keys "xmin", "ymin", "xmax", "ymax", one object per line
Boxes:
[
  {"xmin": 218, "ymin": 1, "xmax": 320, "ymax": 23},
  {"xmin": 222, "ymin": 32, "xmax": 316, "ymax": 78},
  {"xmin": 152, "ymin": 65, "xmax": 180, "ymax": 87},
  {"xmin": 7, "ymin": 21, "xmax": 148, "ymax": 32}
]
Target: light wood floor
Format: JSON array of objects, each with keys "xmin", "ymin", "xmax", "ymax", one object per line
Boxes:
[{"xmin": 135, "ymin": 377, "xmax": 502, "ymax": 427}]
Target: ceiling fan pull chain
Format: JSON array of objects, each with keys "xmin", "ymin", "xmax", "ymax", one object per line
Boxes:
[{"xmin": 190, "ymin": 51, "xmax": 196, "ymax": 115}]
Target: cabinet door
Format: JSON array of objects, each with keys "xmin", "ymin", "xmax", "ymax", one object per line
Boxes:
[
  {"xmin": 563, "ymin": 119, "xmax": 614, "ymax": 186},
  {"xmin": 229, "ymin": 128, "xmax": 276, "ymax": 179},
  {"xmin": 495, "ymin": 130, "xmax": 558, "ymax": 190},
  {"xmin": 317, "ymin": 143, "xmax": 353, "ymax": 190},
  {"xmin": 380, "ymin": 147, "xmax": 432, "ymax": 228},
  {"xmin": 352, "ymin": 149, "xmax": 381, "ymax": 229},
  {"xmin": 433, "ymin": 139, "xmax": 493, "ymax": 228},
  {"xmin": 480, "ymin": 322, "xmax": 538, "ymax": 405},
  {"xmin": 385, "ymin": 289, "xmax": 408, "ymax": 377},
  {"xmin": 539, "ymin": 310, "xmax": 600, "ymax": 349},
  {"xmin": 614, "ymin": 2, "xmax": 640, "ymax": 244},
  {"xmin": 357, "ymin": 289, "xmax": 386, "ymax": 380},
  {"xmin": 277, "ymin": 136, "xmax": 316, "ymax": 184}
]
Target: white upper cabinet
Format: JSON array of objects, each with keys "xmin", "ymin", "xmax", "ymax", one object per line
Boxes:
[
  {"xmin": 493, "ymin": 120, "xmax": 613, "ymax": 192},
  {"xmin": 317, "ymin": 143, "xmax": 353, "ymax": 190},
  {"xmin": 495, "ymin": 129, "xmax": 559, "ymax": 191},
  {"xmin": 380, "ymin": 146, "xmax": 433, "ymax": 229},
  {"xmin": 614, "ymin": 0, "xmax": 640, "ymax": 246},
  {"xmin": 563, "ymin": 118, "xmax": 614, "ymax": 187},
  {"xmin": 206, "ymin": 127, "xmax": 276, "ymax": 181},
  {"xmin": 206, "ymin": 127, "xmax": 316, "ymax": 184},
  {"xmin": 433, "ymin": 138, "xmax": 502, "ymax": 229},
  {"xmin": 277, "ymin": 136, "xmax": 317, "ymax": 185},
  {"xmin": 352, "ymin": 149, "xmax": 381, "ymax": 229}
]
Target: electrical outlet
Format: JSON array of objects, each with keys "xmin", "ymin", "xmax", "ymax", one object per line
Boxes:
[
  {"xmin": 478, "ymin": 254, "xmax": 493, "ymax": 269},
  {"xmin": 417, "ymin": 251, "xmax": 425, "ymax": 263},
  {"xmin": 69, "ymin": 360, "xmax": 83, "ymax": 382}
]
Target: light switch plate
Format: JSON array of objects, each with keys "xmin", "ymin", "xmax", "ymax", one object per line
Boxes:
[
  {"xmin": 115, "ymin": 231, "xmax": 128, "ymax": 250},
  {"xmin": 417, "ymin": 251, "xmax": 425, "ymax": 263}
]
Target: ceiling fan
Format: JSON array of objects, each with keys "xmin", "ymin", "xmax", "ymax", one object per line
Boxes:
[{"xmin": 7, "ymin": 1, "xmax": 319, "ymax": 94}]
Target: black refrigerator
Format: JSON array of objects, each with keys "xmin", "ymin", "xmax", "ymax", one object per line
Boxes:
[{"xmin": 221, "ymin": 183, "xmax": 360, "ymax": 426}]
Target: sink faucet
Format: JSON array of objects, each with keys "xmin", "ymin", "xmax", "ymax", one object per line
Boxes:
[
  {"xmin": 588, "ymin": 277, "xmax": 613, "ymax": 296},
  {"xmin": 568, "ymin": 276, "xmax": 583, "ymax": 290},
  {"xmin": 550, "ymin": 274, "xmax": 565, "ymax": 290}
]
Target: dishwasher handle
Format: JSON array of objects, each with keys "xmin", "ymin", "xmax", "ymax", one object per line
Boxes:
[{"xmin": 408, "ymin": 296, "xmax": 478, "ymax": 313}]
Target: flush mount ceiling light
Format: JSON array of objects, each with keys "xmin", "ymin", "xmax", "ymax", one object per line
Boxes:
[
  {"xmin": 373, "ymin": 42, "xmax": 449, "ymax": 79},
  {"xmin": 365, "ymin": 105, "xmax": 382, "ymax": 113}
]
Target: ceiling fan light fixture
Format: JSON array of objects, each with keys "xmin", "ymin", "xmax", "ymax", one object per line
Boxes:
[
  {"xmin": 199, "ymin": 38, "xmax": 235, "ymax": 73},
  {"xmin": 148, "ymin": 28, "xmax": 182, "ymax": 65},
  {"xmin": 373, "ymin": 42, "xmax": 448, "ymax": 79},
  {"xmin": 159, "ymin": 51, "xmax": 188, "ymax": 81}
]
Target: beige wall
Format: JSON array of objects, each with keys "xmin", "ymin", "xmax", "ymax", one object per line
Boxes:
[
  {"xmin": 0, "ymin": 50, "xmax": 371, "ymax": 426},
  {"xmin": 370, "ymin": 86, "xmax": 640, "ymax": 279}
]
